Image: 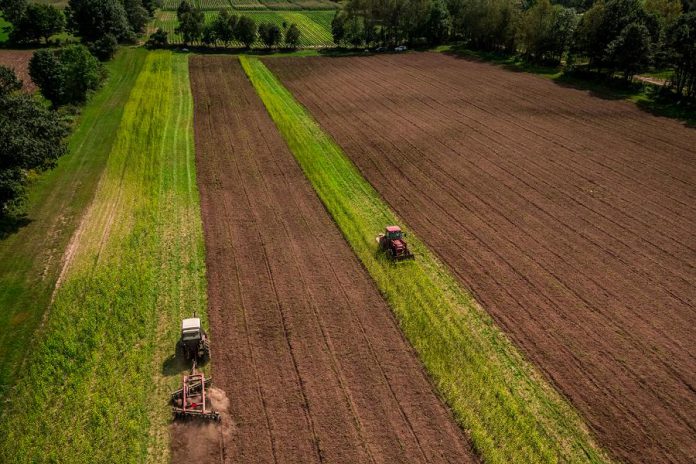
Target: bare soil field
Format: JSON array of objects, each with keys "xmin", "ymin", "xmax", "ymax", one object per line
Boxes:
[
  {"xmin": 267, "ymin": 52, "xmax": 696, "ymax": 464},
  {"xmin": 185, "ymin": 55, "xmax": 476, "ymax": 464},
  {"xmin": 0, "ymin": 50, "xmax": 35, "ymax": 92}
]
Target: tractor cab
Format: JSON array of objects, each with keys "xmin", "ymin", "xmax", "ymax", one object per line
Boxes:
[
  {"xmin": 181, "ymin": 318, "xmax": 203, "ymax": 345},
  {"xmin": 385, "ymin": 225, "xmax": 404, "ymax": 240},
  {"xmin": 178, "ymin": 317, "xmax": 210, "ymax": 363}
]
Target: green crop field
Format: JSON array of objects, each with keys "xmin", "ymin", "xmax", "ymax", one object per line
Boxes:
[
  {"xmin": 151, "ymin": 10, "xmax": 335, "ymax": 47},
  {"xmin": 241, "ymin": 56, "xmax": 613, "ymax": 464},
  {"xmin": 0, "ymin": 51, "xmax": 206, "ymax": 463},
  {"xmin": 0, "ymin": 49, "xmax": 147, "ymax": 402}
]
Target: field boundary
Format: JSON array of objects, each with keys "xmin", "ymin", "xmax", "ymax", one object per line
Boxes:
[{"xmin": 240, "ymin": 55, "xmax": 612, "ymax": 464}]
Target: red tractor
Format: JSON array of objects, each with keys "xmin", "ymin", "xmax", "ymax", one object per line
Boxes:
[{"xmin": 376, "ymin": 225, "xmax": 415, "ymax": 261}]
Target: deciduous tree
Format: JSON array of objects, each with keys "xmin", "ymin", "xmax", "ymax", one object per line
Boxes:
[{"xmin": 0, "ymin": 66, "xmax": 68, "ymax": 215}]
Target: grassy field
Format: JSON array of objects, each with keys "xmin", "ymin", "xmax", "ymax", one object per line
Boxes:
[
  {"xmin": 159, "ymin": 0, "xmax": 337, "ymax": 10},
  {"xmin": 151, "ymin": 10, "xmax": 335, "ymax": 47},
  {"xmin": 0, "ymin": 14, "xmax": 10, "ymax": 42},
  {"xmin": 0, "ymin": 51, "xmax": 207, "ymax": 463},
  {"xmin": 241, "ymin": 56, "xmax": 612, "ymax": 464},
  {"xmin": 0, "ymin": 48, "xmax": 147, "ymax": 401}
]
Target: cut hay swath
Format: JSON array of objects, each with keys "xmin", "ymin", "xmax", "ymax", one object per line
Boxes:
[
  {"xmin": 0, "ymin": 51, "xmax": 206, "ymax": 463},
  {"xmin": 240, "ymin": 56, "xmax": 613, "ymax": 464}
]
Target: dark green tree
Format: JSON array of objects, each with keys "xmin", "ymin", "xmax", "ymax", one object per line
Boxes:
[
  {"xmin": 146, "ymin": 27, "xmax": 168, "ymax": 47},
  {"xmin": 176, "ymin": 0, "xmax": 192, "ymax": 21},
  {"xmin": 425, "ymin": 0, "xmax": 451, "ymax": 45},
  {"xmin": 29, "ymin": 45, "xmax": 104, "ymax": 107},
  {"xmin": 176, "ymin": 9, "xmax": 204, "ymax": 45},
  {"xmin": 89, "ymin": 33, "xmax": 118, "ymax": 60},
  {"xmin": 0, "ymin": 66, "xmax": 68, "ymax": 215},
  {"xmin": 28, "ymin": 49, "xmax": 64, "ymax": 105},
  {"xmin": 285, "ymin": 23, "xmax": 301, "ymax": 48},
  {"xmin": 331, "ymin": 10, "xmax": 346, "ymax": 45},
  {"xmin": 10, "ymin": 4, "xmax": 65, "ymax": 44},
  {"xmin": 520, "ymin": 0, "xmax": 577, "ymax": 64},
  {"xmin": 201, "ymin": 22, "xmax": 217, "ymax": 46},
  {"xmin": 66, "ymin": 0, "xmax": 133, "ymax": 42},
  {"xmin": 213, "ymin": 9, "xmax": 237, "ymax": 46},
  {"xmin": 236, "ymin": 15, "xmax": 257, "ymax": 48},
  {"xmin": 0, "ymin": 0, "xmax": 26, "ymax": 24},
  {"xmin": 666, "ymin": 12, "xmax": 696, "ymax": 96},
  {"xmin": 605, "ymin": 22, "xmax": 653, "ymax": 79},
  {"xmin": 0, "ymin": 65, "xmax": 22, "ymax": 94},
  {"xmin": 258, "ymin": 21, "xmax": 281, "ymax": 48},
  {"xmin": 122, "ymin": 0, "xmax": 150, "ymax": 34}
]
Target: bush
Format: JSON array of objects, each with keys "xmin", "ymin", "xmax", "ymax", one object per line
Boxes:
[
  {"xmin": 89, "ymin": 33, "xmax": 118, "ymax": 61},
  {"xmin": 146, "ymin": 28, "xmax": 168, "ymax": 48},
  {"xmin": 29, "ymin": 45, "xmax": 105, "ymax": 107},
  {"xmin": 0, "ymin": 66, "xmax": 68, "ymax": 215},
  {"xmin": 236, "ymin": 15, "xmax": 257, "ymax": 48}
]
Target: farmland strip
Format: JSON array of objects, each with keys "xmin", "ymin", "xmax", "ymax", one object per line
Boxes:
[
  {"xmin": 241, "ymin": 55, "xmax": 611, "ymax": 464},
  {"xmin": 265, "ymin": 53, "xmax": 696, "ymax": 464},
  {"xmin": 187, "ymin": 55, "xmax": 475, "ymax": 464},
  {"xmin": 0, "ymin": 51, "xmax": 205, "ymax": 463},
  {"xmin": 0, "ymin": 49, "xmax": 147, "ymax": 400}
]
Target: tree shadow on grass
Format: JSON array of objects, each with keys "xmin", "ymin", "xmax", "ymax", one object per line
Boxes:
[{"xmin": 0, "ymin": 214, "xmax": 31, "ymax": 240}]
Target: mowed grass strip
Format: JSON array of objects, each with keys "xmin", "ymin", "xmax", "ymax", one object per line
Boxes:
[
  {"xmin": 0, "ymin": 51, "xmax": 207, "ymax": 463},
  {"xmin": 240, "ymin": 56, "xmax": 612, "ymax": 464},
  {"xmin": 0, "ymin": 48, "xmax": 147, "ymax": 399}
]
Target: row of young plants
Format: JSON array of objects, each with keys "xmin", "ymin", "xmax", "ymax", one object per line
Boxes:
[
  {"xmin": 240, "ymin": 55, "xmax": 612, "ymax": 464},
  {"xmin": 0, "ymin": 50, "xmax": 207, "ymax": 463}
]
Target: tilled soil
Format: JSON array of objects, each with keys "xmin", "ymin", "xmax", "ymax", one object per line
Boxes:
[
  {"xmin": 267, "ymin": 53, "xmax": 696, "ymax": 464},
  {"xmin": 0, "ymin": 50, "xmax": 35, "ymax": 92},
  {"xmin": 184, "ymin": 55, "xmax": 476, "ymax": 464}
]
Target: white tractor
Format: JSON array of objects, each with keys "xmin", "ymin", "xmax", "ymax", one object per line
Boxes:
[{"xmin": 177, "ymin": 317, "xmax": 211, "ymax": 363}]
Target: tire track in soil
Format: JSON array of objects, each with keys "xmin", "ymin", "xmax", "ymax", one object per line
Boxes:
[
  {"xmin": 266, "ymin": 53, "xmax": 696, "ymax": 464},
  {"xmin": 181, "ymin": 55, "xmax": 476, "ymax": 464}
]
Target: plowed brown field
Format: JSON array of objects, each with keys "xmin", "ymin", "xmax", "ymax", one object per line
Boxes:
[
  {"xmin": 267, "ymin": 53, "xmax": 696, "ymax": 464},
  {"xmin": 185, "ymin": 55, "xmax": 476, "ymax": 464},
  {"xmin": 0, "ymin": 50, "xmax": 35, "ymax": 92}
]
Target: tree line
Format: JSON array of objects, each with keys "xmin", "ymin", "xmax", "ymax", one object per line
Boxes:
[
  {"xmin": 331, "ymin": 0, "xmax": 696, "ymax": 97},
  {"xmin": 148, "ymin": 2, "xmax": 302, "ymax": 49}
]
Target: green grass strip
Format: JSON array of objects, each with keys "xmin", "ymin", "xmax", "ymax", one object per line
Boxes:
[
  {"xmin": 0, "ymin": 51, "xmax": 207, "ymax": 463},
  {"xmin": 0, "ymin": 48, "xmax": 147, "ymax": 399},
  {"xmin": 240, "ymin": 55, "xmax": 612, "ymax": 464}
]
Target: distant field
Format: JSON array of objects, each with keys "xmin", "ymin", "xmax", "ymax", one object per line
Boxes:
[
  {"xmin": 159, "ymin": 0, "xmax": 337, "ymax": 10},
  {"xmin": 151, "ymin": 10, "xmax": 335, "ymax": 47}
]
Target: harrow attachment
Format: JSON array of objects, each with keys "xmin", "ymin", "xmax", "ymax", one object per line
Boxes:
[{"xmin": 171, "ymin": 368, "xmax": 220, "ymax": 422}]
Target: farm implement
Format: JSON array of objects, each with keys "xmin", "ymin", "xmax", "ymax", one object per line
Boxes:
[
  {"xmin": 171, "ymin": 317, "xmax": 220, "ymax": 422},
  {"xmin": 376, "ymin": 225, "xmax": 415, "ymax": 261}
]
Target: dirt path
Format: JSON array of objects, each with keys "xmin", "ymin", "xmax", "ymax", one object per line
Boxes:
[
  {"xmin": 183, "ymin": 55, "xmax": 476, "ymax": 464},
  {"xmin": 267, "ymin": 52, "xmax": 696, "ymax": 464}
]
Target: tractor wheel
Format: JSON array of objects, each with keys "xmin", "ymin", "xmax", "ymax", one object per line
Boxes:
[
  {"xmin": 200, "ymin": 338, "xmax": 211, "ymax": 362},
  {"xmin": 388, "ymin": 249, "xmax": 395, "ymax": 260}
]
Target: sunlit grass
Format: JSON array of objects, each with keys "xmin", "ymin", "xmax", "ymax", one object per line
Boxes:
[{"xmin": 0, "ymin": 51, "xmax": 206, "ymax": 463}]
